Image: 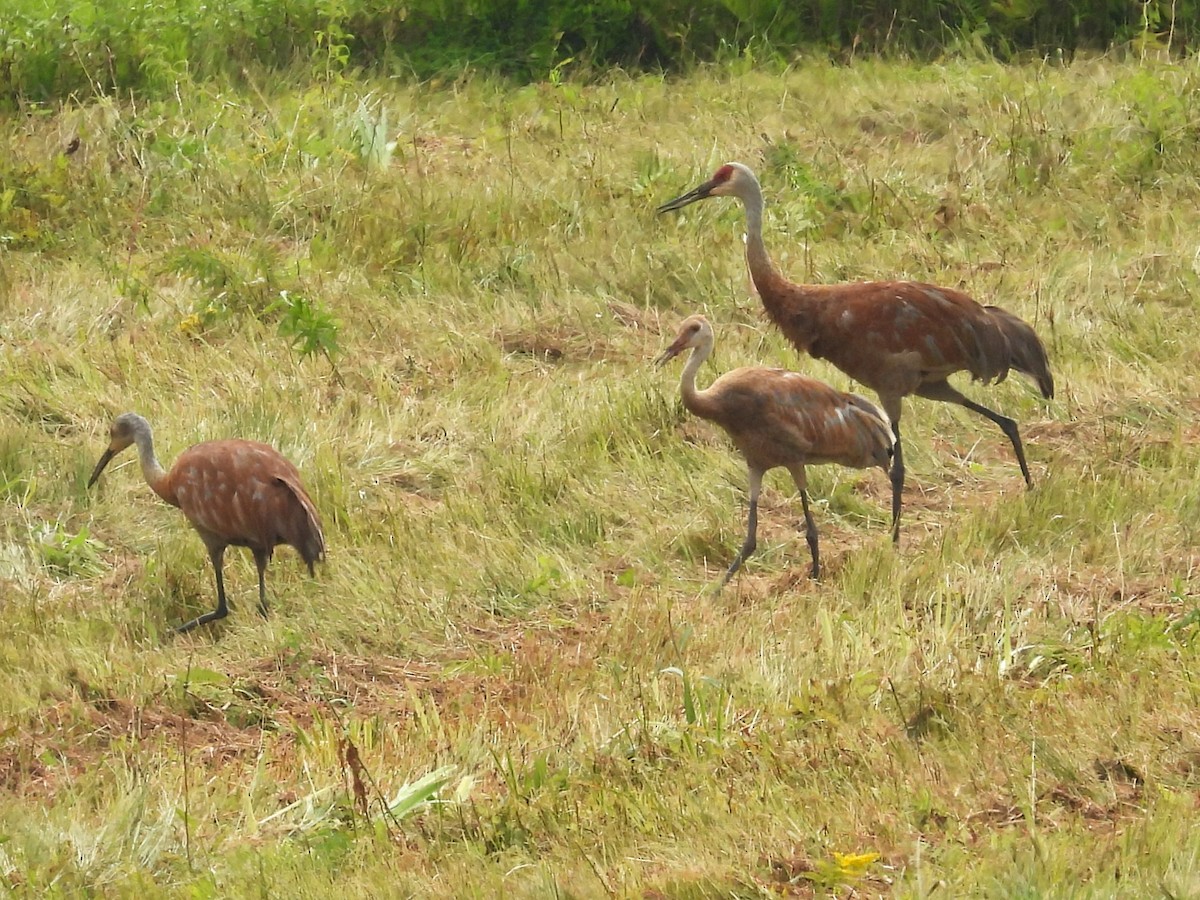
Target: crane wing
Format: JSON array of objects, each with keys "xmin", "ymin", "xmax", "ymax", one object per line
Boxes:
[
  {"xmin": 169, "ymin": 440, "xmax": 325, "ymax": 569},
  {"xmin": 804, "ymin": 281, "xmax": 1011, "ymax": 389},
  {"xmin": 712, "ymin": 368, "xmax": 893, "ymax": 471}
]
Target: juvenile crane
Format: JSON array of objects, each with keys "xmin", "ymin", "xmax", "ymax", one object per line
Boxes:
[
  {"xmin": 88, "ymin": 413, "xmax": 325, "ymax": 634},
  {"xmin": 657, "ymin": 314, "xmax": 894, "ymax": 584},
  {"xmin": 659, "ymin": 163, "xmax": 1054, "ymax": 542}
]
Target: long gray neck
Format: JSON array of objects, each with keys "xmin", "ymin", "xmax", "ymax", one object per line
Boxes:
[
  {"xmin": 736, "ymin": 175, "xmax": 773, "ymax": 282},
  {"xmin": 679, "ymin": 338, "xmax": 718, "ymax": 418},
  {"xmin": 130, "ymin": 419, "xmax": 168, "ymax": 490}
]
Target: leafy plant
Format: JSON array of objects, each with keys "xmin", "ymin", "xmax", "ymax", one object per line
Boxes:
[
  {"xmin": 32, "ymin": 522, "xmax": 107, "ymax": 578},
  {"xmin": 347, "ymin": 96, "xmax": 396, "ymax": 170},
  {"xmin": 268, "ymin": 290, "xmax": 341, "ymax": 363},
  {"xmin": 314, "ymin": 0, "xmax": 353, "ymax": 83}
]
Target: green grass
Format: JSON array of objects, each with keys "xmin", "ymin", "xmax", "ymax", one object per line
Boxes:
[{"xmin": 3, "ymin": 52, "xmax": 1200, "ymax": 896}]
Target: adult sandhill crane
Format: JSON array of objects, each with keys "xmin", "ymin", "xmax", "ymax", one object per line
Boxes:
[
  {"xmin": 88, "ymin": 412, "xmax": 325, "ymax": 634},
  {"xmin": 657, "ymin": 314, "xmax": 894, "ymax": 583},
  {"xmin": 659, "ymin": 162, "xmax": 1054, "ymax": 543}
]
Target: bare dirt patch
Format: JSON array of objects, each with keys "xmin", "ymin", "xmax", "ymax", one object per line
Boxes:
[
  {"xmin": 0, "ymin": 613, "xmax": 620, "ymax": 801},
  {"xmin": 0, "ymin": 651, "xmax": 447, "ymax": 798}
]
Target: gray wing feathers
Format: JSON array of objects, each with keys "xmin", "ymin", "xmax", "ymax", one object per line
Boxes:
[
  {"xmin": 275, "ymin": 474, "xmax": 326, "ymax": 572},
  {"xmin": 985, "ymin": 305, "xmax": 1054, "ymax": 399}
]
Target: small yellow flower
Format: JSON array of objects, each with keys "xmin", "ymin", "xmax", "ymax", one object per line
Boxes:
[
  {"xmin": 833, "ymin": 851, "xmax": 880, "ymax": 877},
  {"xmin": 178, "ymin": 313, "xmax": 203, "ymax": 337}
]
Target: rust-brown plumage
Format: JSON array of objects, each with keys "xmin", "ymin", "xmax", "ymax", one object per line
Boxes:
[
  {"xmin": 658, "ymin": 315, "xmax": 893, "ymax": 583},
  {"xmin": 659, "ymin": 162, "xmax": 1054, "ymax": 543},
  {"xmin": 88, "ymin": 412, "xmax": 325, "ymax": 633}
]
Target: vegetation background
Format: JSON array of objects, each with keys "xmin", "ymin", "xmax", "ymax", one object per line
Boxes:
[
  {"xmin": 3, "ymin": 0, "xmax": 1199, "ymax": 100},
  {"xmin": 2, "ymin": 0, "xmax": 1200, "ymax": 895}
]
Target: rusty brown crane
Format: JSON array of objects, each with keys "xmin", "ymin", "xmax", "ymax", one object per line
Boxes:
[
  {"xmin": 658, "ymin": 315, "xmax": 894, "ymax": 583},
  {"xmin": 659, "ymin": 162, "xmax": 1054, "ymax": 543},
  {"xmin": 88, "ymin": 412, "xmax": 325, "ymax": 633}
]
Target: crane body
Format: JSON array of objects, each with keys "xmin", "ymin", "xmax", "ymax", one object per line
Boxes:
[
  {"xmin": 659, "ymin": 162, "xmax": 1053, "ymax": 541},
  {"xmin": 658, "ymin": 315, "xmax": 893, "ymax": 583},
  {"xmin": 88, "ymin": 413, "xmax": 325, "ymax": 633}
]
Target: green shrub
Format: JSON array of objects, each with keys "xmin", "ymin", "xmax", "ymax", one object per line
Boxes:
[{"xmin": 2, "ymin": 1, "xmax": 1198, "ymax": 105}]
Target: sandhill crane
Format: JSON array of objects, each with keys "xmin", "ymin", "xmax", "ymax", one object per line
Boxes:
[
  {"xmin": 659, "ymin": 162, "xmax": 1054, "ymax": 543},
  {"xmin": 88, "ymin": 413, "xmax": 325, "ymax": 633},
  {"xmin": 657, "ymin": 314, "xmax": 894, "ymax": 584}
]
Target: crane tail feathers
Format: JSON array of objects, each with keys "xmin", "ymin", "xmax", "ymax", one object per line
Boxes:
[
  {"xmin": 845, "ymin": 393, "xmax": 896, "ymax": 469},
  {"xmin": 985, "ymin": 306, "xmax": 1054, "ymax": 400},
  {"xmin": 275, "ymin": 474, "xmax": 326, "ymax": 569}
]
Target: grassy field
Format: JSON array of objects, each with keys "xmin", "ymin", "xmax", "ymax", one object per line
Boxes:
[{"xmin": 2, "ymin": 51, "xmax": 1200, "ymax": 896}]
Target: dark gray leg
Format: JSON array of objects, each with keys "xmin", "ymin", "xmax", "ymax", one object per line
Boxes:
[
  {"xmin": 960, "ymin": 397, "xmax": 1032, "ymax": 485},
  {"xmin": 177, "ymin": 545, "xmax": 230, "ymax": 634},
  {"xmin": 720, "ymin": 468, "xmax": 763, "ymax": 588},
  {"xmin": 787, "ymin": 464, "xmax": 821, "ymax": 578},
  {"xmin": 875, "ymin": 397, "xmax": 905, "ymax": 545},
  {"xmin": 252, "ymin": 548, "xmax": 271, "ymax": 618},
  {"xmin": 916, "ymin": 380, "xmax": 1034, "ymax": 486},
  {"xmin": 799, "ymin": 490, "xmax": 820, "ymax": 579},
  {"xmin": 890, "ymin": 424, "xmax": 904, "ymax": 544}
]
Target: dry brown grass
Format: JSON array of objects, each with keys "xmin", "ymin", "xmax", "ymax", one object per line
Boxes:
[{"xmin": 2, "ymin": 53, "xmax": 1200, "ymax": 896}]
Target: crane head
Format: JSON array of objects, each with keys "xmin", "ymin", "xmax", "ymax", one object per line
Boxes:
[
  {"xmin": 88, "ymin": 412, "xmax": 150, "ymax": 487},
  {"xmin": 655, "ymin": 314, "xmax": 714, "ymax": 366},
  {"xmin": 657, "ymin": 162, "xmax": 755, "ymax": 213}
]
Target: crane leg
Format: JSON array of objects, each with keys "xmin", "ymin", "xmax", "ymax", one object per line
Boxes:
[
  {"xmin": 787, "ymin": 465, "xmax": 820, "ymax": 578},
  {"xmin": 799, "ymin": 490, "xmax": 820, "ymax": 579},
  {"xmin": 177, "ymin": 545, "xmax": 230, "ymax": 634},
  {"xmin": 915, "ymin": 381, "xmax": 1033, "ymax": 485},
  {"xmin": 889, "ymin": 427, "xmax": 905, "ymax": 544},
  {"xmin": 720, "ymin": 469, "xmax": 763, "ymax": 588},
  {"xmin": 959, "ymin": 397, "xmax": 1033, "ymax": 485},
  {"xmin": 252, "ymin": 548, "xmax": 271, "ymax": 618}
]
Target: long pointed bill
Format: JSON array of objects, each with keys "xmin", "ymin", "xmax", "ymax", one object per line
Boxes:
[
  {"xmin": 657, "ymin": 178, "xmax": 718, "ymax": 214},
  {"xmin": 654, "ymin": 338, "xmax": 688, "ymax": 367},
  {"xmin": 88, "ymin": 447, "xmax": 116, "ymax": 488}
]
